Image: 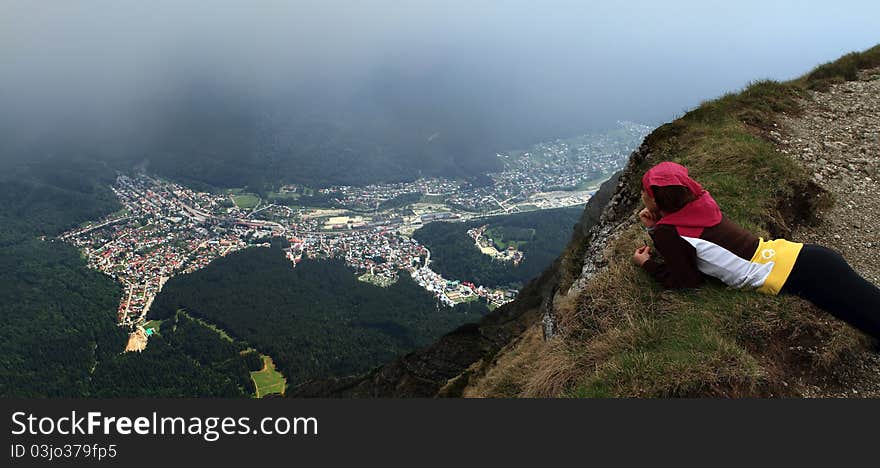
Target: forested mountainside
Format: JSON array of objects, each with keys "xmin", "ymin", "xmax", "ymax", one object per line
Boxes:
[
  {"xmin": 0, "ymin": 159, "xmax": 258, "ymax": 397},
  {"xmin": 150, "ymin": 253, "xmax": 487, "ymax": 389}
]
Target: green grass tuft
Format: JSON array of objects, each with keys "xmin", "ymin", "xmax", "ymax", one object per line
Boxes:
[{"xmin": 801, "ymin": 44, "xmax": 880, "ymax": 90}]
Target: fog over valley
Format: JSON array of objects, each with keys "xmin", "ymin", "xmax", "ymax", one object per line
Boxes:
[{"xmin": 2, "ymin": 0, "xmax": 878, "ymax": 186}]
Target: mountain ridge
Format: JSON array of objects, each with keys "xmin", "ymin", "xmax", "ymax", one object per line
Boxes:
[{"xmin": 293, "ymin": 44, "xmax": 880, "ymax": 398}]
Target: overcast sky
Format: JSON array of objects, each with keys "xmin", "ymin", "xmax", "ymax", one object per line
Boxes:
[{"xmin": 2, "ymin": 0, "xmax": 878, "ymax": 153}]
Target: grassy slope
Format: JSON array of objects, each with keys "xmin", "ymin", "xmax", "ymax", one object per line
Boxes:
[{"xmin": 469, "ymin": 44, "xmax": 880, "ymax": 398}]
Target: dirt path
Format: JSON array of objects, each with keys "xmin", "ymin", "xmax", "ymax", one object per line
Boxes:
[{"xmin": 776, "ymin": 67, "xmax": 880, "ymax": 397}]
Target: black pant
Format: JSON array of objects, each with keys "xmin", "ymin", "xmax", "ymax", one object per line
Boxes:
[{"xmin": 780, "ymin": 244, "xmax": 880, "ymax": 339}]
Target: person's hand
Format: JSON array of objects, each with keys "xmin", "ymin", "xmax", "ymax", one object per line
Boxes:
[
  {"xmin": 632, "ymin": 246, "xmax": 651, "ymax": 266},
  {"xmin": 638, "ymin": 208, "xmax": 658, "ymax": 228}
]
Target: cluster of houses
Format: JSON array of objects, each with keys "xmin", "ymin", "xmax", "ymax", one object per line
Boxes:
[
  {"xmin": 62, "ymin": 127, "xmax": 650, "ymax": 353},
  {"xmin": 466, "ymin": 224, "xmax": 524, "ymax": 266},
  {"xmin": 284, "ymin": 226, "xmax": 517, "ymax": 308},
  {"xmin": 319, "ymin": 177, "xmax": 460, "ymax": 210},
  {"xmin": 447, "ymin": 122, "xmax": 651, "ymax": 212},
  {"xmin": 63, "ymin": 175, "xmax": 268, "ymax": 347},
  {"xmin": 408, "ymin": 266, "xmax": 514, "ymax": 308}
]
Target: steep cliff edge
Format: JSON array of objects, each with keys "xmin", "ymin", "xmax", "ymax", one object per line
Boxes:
[
  {"xmin": 462, "ymin": 46, "xmax": 880, "ymax": 398},
  {"xmin": 293, "ymin": 45, "xmax": 880, "ymax": 398}
]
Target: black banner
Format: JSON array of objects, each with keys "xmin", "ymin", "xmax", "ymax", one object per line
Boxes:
[{"xmin": 2, "ymin": 398, "xmax": 875, "ymax": 466}]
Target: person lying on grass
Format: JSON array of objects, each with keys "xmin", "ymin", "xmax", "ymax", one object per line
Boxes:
[{"xmin": 632, "ymin": 161, "xmax": 880, "ymax": 340}]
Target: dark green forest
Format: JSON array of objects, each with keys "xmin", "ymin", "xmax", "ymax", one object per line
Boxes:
[
  {"xmin": 89, "ymin": 312, "xmax": 258, "ymax": 398},
  {"xmin": 0, "ymin": 159, "xmax": 266, "ymax": 397},
  {"xmin": 150, "ymin": 251, "xmax": 488, "ymax": 387},
  {"xmin": 0, "ymin": 158, "xmax": 123, "ymax": 396},
  {"xmin": 0, "ymin": 157, "xmax": 491, "ymax": 396},
  {"xmin": 0, "ymin": 154, "xmax": 496, "ymax": 397},
  {"xmin": 412, "ymin": 206, "xmax": 583, "ymax": 289},
  {"xmin": 0, "ymin": 153, "xmax": 576, "ymax": 397}
]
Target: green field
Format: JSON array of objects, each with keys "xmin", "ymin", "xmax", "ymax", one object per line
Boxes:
[
  {"xmin": 232, "ymin": 193, "xmax": 260, "ymax": 210},
  {"xmin": 486, "ymin": 226, "xmax": 534, "ymax": 250},
  {"xmin": 420, "ymin": 194, "xmax": 445, "ymax": 204},
  {"xmin": 143, "ymin": 319, "xmax": 163, "ymax": 335},
  {"xmin": 269, "ymin": 191, "xmax": 300, "ymax": 201},
  {"xmin": 251, "ymin": 355, "xmax": 286, "ymax": 398}
]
